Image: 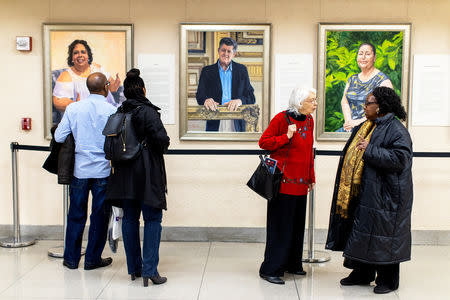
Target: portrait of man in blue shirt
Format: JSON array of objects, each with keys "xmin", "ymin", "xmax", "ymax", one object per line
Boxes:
[
  {"xmin": 55, "ymin": 72, "xmax": 116, "ymax": 270},
  {"xmin": 196, "ymin": 37, "xmax": 256, "ymax": 132}
]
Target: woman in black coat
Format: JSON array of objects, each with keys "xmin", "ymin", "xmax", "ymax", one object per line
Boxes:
[
  {"xmin": 325, "ymin": 87, "xmax": 413, "ymax": 294},
  {"xmin": 106, "ymin": 69, "xmax": 170, "ymax": 287}
]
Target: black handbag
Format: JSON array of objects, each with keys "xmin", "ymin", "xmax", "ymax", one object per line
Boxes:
[
  {"xmin": 247, "ymin": 112, "xmax": 292, "ymax": 201},
  {"xmin": 246, "ymin": 155, "xmax": 284, "ymax": 201}
]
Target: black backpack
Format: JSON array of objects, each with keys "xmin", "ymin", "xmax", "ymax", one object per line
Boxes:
[{"xmin": 102, "ymin": 106, "xmax": 144, "ymax": 161}]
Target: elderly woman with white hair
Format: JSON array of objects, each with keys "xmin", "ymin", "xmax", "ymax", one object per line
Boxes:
[{"xmin": 258, "ymin": 87, "xmax": 317, "ymax": 285}]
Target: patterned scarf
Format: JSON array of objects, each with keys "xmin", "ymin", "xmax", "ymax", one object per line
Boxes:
[{"xmin": 336, "ymin": 121, "xmax": 376, "ymax": 219}]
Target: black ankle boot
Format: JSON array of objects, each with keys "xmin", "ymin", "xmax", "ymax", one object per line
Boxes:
[
  {"xmin": 130, "ymin": 272, "xmax": 142, "ymax": 281},
  {"xmin": 143, "ymin": 275, "xmax": 167, "ymax": 286},
  {"xmin": 340, "ymin": 276, "xmax": 373, "ymax": 286},
  {"xmin": 374, "ymin": 285, "xmax": 398, "ymax": 294}
]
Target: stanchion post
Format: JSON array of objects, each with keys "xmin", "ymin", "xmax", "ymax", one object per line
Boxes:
[
  {"xmin": 0, "ymin": 142, "xmax": 36, "ymax": 248},
  {"xmin": 48, "ymin": 184, "xmax": 85, "ymax": 258},
  {"xmin": 12, "ymin": 142, "xmax": 19, "ymax": 241},
  {"xmin": 63, "ymin": 185, "xmax": 68, "ymax": 243},
  {"xmin": 302, "ymin": 148, "xmax": 330, "ymax": 263},
  {"xmin": 48, "ymin": 185, "xmax": 68, "ymax": 257},
  {"xmin": 307, "ymin": 187, "xmax": 315, "ymax": 259}
]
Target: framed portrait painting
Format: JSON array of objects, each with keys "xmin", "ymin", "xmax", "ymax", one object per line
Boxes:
[
  {"xmin": 179, "ymin": 24, "xmax": 271, "ymax": 141},
  {"xmin": 317, "ymin": 23, "xmax": 411, "ymax": 141},
  {"xmin": 42, "ymin": 24, "xmax": 133, "ymax": 139}
]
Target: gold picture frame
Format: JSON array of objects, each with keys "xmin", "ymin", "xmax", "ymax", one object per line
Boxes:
[
  {"xmin": 180, "ymin": 23, "xmax": 271, "ymax": 141},
  {"xmin": 42, "ymin": 23, "xmax": 133, "ymax": 139},
  {"xmin": 317, "ymin": 23, "xmax": 411, "ymax": 141}
]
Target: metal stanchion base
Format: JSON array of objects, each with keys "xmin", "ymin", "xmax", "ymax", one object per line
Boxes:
[
  {"xmin": 0, "ymin": 237, "xmax": 36, "ymax": 248},
  {"xmin": 302, "ymin": 250, "xmax": 331, "ymax": 263},
  {"xmin": 48, "ymin": 246, "xmax": 85, "ymax": 258}
]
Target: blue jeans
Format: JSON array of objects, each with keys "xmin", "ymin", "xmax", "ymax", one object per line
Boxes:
[
  {"xmin": 64, "ymin": 177, "xmax": 110, "ymax": 267},
  {"xmin": 122, "ymin": 204, "xmax": 162, "ymax": 277}
]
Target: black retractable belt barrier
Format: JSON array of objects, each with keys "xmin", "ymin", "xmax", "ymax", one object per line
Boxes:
[
  {"xmin": 0, "ymin": 143, "xmax": 36, "ymax": 248},
  {"xmin": 10, "ymin": 143, "xmax": 450, "ymax": 157},
  {"xmin": 3, "ymin": 143, "xmax": 449, "ymax": 261}
]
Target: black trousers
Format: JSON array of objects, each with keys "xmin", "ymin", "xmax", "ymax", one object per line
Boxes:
[
  {"xmin": 259, "ymin": 193, "xmax": 307, "ymax": 277},
  {"xmin": 348, "ymin": 260, "xmax": 400, "ymax": 289}
]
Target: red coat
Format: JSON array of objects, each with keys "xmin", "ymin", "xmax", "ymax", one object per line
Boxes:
[{"xmin": 259, "ymin": 111, "xmax": 315, "ymax": 196}]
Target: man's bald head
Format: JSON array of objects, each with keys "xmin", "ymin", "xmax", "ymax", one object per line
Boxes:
[{"xmin": 86, "ymin": 72, "xmax": 108, "ymax": 95}]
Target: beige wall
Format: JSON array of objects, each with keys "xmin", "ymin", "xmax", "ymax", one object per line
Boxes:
[{"xmin": 1, "ymin": 0, "xmax": 449, "ymax": 231}]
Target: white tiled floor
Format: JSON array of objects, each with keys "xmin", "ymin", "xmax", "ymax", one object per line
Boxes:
[{"xmin": 0, "ymin": 241, "xmax": 448, "ymax": 300}]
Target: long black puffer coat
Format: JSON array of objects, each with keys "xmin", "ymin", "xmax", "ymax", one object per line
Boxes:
[
  {"xmin": 105, "ymin": 98, "xmax": 170, "ymax": 210},
  {"xmin": 326, "ymin": 113, "xmax": 413, "ymax": 264}
]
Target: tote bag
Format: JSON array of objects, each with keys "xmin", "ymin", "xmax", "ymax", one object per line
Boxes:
[
  {"xmin": 247, "ymin": 112, "xmax": 293, "ymax": 201},
  {"xmin": 246, "ymin": 155, "xmax": 283, "ymax": 201}
]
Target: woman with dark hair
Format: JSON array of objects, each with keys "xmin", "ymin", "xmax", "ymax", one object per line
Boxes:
[
  {"xmin": 53, "ymin": 39, "xmax": 122, "ymax": 112},
  {"xmin": 105, "ymin": 68, "xmax": 170, "ymax": 287},
  {"xmin": 337, "ymin": 42, "xmax": 393, "ymax": 132},
  {"xmin": 326, "ymin": 86, "xmax": 413, "ymax": 294}
]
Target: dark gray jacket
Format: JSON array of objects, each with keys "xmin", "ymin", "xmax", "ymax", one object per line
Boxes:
[
  {"xmin": 326, "ymin": 113, "xmax": 413, "ymax": 264},
  {"xmin": 43, "ymin": 128, "xmax": 74, "ymax": 185}
]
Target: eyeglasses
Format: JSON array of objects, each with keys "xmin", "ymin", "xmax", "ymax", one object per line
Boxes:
[
  {"xmin": 105, "ymin": 81, "xmax": 110, "ymax": 87},
  {"xmin": 363, "ymin": 101, "xmax": 377, "ymax": 108}
]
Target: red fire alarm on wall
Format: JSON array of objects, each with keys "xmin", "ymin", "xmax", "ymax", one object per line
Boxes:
[{"xmin": 21, "ymin": 118, "xmax": 31, "ymax": 130}]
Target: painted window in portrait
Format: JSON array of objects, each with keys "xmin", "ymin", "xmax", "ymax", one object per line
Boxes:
[
  {"xmin": 180, "ymin": 24, "xmax": 271, "ymax": 141},
  {"xmin": 43, "ymin": 24, "xmax": 133, "ymax": 139},
  {"xmin": 317, "ymin": 24, "xmax": 411, "ymax": 141}
]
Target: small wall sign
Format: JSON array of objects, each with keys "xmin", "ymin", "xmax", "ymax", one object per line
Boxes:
[{"xmin": 16, "ymin": 36, "xmax": 32, "ymax": 51}]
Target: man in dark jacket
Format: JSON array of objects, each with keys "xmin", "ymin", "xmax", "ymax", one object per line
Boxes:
[
  {"xmin": 196, "ymin": 37, "xmax": 255, "ymax": 132},
  {"xmin": 55, "ymin": 72, "xmax": 116, "ymax": 270}
]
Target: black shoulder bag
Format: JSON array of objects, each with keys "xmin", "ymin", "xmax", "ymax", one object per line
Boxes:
[
  {"xmin": 247, "ymin": 112, "xmax": 293, "ymax": 201},
  {"xmin": 103, "ymin": 106, "xmax": 144, "ymax": 162}
]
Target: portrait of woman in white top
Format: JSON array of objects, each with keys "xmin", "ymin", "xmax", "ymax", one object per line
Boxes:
[{"xmin": 53, "ymin": 39, "xmax": 123, "ymax": 113}]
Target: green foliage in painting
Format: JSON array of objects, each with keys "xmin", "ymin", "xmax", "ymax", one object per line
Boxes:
[{"xmin": 324, "ymin": 31, "xmax": 403, "ymax": 132}]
